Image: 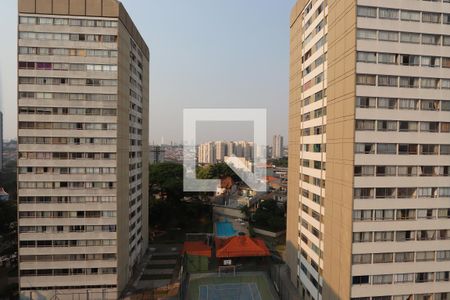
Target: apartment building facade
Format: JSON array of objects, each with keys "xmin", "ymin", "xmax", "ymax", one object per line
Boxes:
[
  {"xmin": 287, "ymin": 0, "xmax": 450, "ymax": 299},
  {"xmin": 17, "ymin": 0, "xmax": 149, "ymax": 298}
]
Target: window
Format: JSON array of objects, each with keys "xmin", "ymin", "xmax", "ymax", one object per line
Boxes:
[
  {"xmin": 357, "ymin": 52, "xmax": 377, "ymax": 63},
  {"xmin": 422, "ymin": 12, "xmax": 441, "ymax": 23},
  {"xmin": 378, "ymin": 76, "xmax": 397, "ymax": 87},
  {"xmin": 378, "ymin": 98, "xmax": 397, "ymax": 109},
  {"xmin": 421, "ymin": 56, "xmax": 440, "ymax": 68},
  {"xmin": 415, "ymin": 272, "xmax": 434, "ymax": 283},
  {"xmin": 379, "ymin": 31, "xmax": 398, "ymax": 42},
  {"xmin": 443, "ymin": 58, "xmax": 450, "ymax": 69},
  {"xmin": 353, "ymin": 210, "xmax": 373, "ymax": 221},
  {"xmin": 356, "ymin": 120, "xmax": 375, "ymax": 130},
  {"xmin": 398, "ymin": 166, "xmax": 417, "ymax": 176},
  {"xmin": 401, "ymin": 10, "xmax": 420, "ymax": 22},
  {"xmin": 436, "ymin": 272, "xmax": 450, "ymax": 282},
  {"xmin": 399, "ymin": 121, "xmax": 418, "ymax": 132},
  {"xmin": 398, "ymin": 99, "xmax": 417, "ymax": 110},
  {"xmin": 352, "ymin": 254, "xmax": 371, "ymax": 264},
  {"xmin": 353, "ymin": 232, "xmax": 372, "ymax": 243},
  {"xmin": 374, "ymin": 209, "xmax": 394, "ymax": 220},
  {"xmin": 394, "ymin": 273, "xmax": 414, "ymax": 283},
  {"xmin": 372, "ymin": 274, "xmax": 393, "ymax": 284},
  {"xmin": 442, "ymin": 101, "xmax": 450, "ymax": 111},
  {"xmin": 377, "ymin": 120, "xmax": 397, "ymax": 131},
  {"xmin": 437, "ymin": 250, "xmax": 450, "ymax": 261},
  {"xmin": 396, "ymin": 231, "xmax": 415, "ymax": 241},
  {"xmin": 421, "ymin": 144, "xmax": 438, "ymax": 155},
  {"xmin": 420, "ymin": 122, "xmax": 439, "ymax": 132},
  {"xmin": 374, "ymin": 231, "xmax": 394, "ymax": 242},
  {"xmin": 421, "ymin": 78, "xmax": 439, "ymax": 89},
  {"xmin": 354, "ymin": 165, "xmax": 374, "ymax": 176},
  {"xmin": 399, "ymin": 77, "xmax": 419, "ymax": 88},
  {"xmin": 400, "ymin": 32, "xmax": 420, "ymax": 44},
  {"xmin": 444, "ymin": 14, "xmax": 450, "ymax": 25},
  {"xmin": 416, "ymin": 251, "xmax": 435, "ymax": 262},
  {"xmin": 377, "ymin": 144, "xmax": 396, "ymax": 154},
  {"xmin": 378, "ymin": 53, "xmax": 396, "ymax": 64},
  {"xmin": 355, "ymin": 143, "xmax": 375, "ymax": 154},
  {"xmin": 440, "ymin": 145, "xmax": 450, "ymax": 155},
  {"xmin": 442, "ymin": 79, "xmax": 450, "ymax": 89},
  {"xmin": 395, "ymin": 252, "xmax": 414, "ymax": 263},
  {"xmin": 357, "ymin": 6, "xmax": 377, "ymax": 18},
  {"xmin": 400, "ymin": 55, "xmax": 420, "ymax": 66},
  {"xmin": 352, "ymin": 276, "xmax": 370, "ymax": 285},
  {"xmin": 417, "ymin": 230, "xmax": 436, "ymax": 241},
  {"xmin": 379, "ymin": 8, "xmax": 398, "ymax": 20},
  {"xmin": 354, "ymin": 188, "xmax": 374, "ymax": 199},
  {"xmin": 357, "ymin": 29, "xmax": 377, "ymax": 40},
  {"xmin": 423, "ymin": 35, "xmax": 441, "ymax": 47},
  {"xmin": 376, "ymin": 166, "xmax": 396, "ymax": 176},
  {"xmin": 356, "ymin": 74, "xmax": 376, "ymax": 85},
  {"xmin": 356, "ymin": 97, "xmax": 376, "ymax": 108},
  {"xmin": 421, "ymin": 100, "xmax": 439, "ymax": 111},
  {"xmin": 399, "ymin": 144, "xmax": 418, "ymax": 155},
  {"xmin": 376, "ymin": 188, "xmax": 395, "ymax": 198},
  {"xmin": 417, "ymin": 209, "xmax": 434, "ymax": 219}
]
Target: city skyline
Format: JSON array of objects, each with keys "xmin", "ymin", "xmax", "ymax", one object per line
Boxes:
[{"xmin": 0, "ymin": 0, "xmax": 296, "ymax": 143}]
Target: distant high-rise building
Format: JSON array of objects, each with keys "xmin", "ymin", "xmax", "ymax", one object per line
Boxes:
[
  {"xmin": 149, "ymin": 145, "xmax": 165, "ymax": 164},
  {"xmin": 17, "ymin": 0, "xmax": 149, "ymax": 298},
  {"xmin": 198, "ymin": 141, "xmax": 255, "ymax": 164},
  {"xmin": 226, "ymin": 141, "xmax": 236, "ymax": 156},
  {"xmin": 272, "ymin": 134, "xmax": 283, "ymax": 159},
  {"xmin": 287, "ymin": 0, "xmax": 450, "ymax": 299},
  {"xmin": 215, "ymin": 141, "xmax": 227, "ymax": 162},
  {"xmin": 0, "ymin": 111, "xmax": 3, "ymax": 171},
  {"xmin": 198, "ymin": 142, "xmax": 216, "ymax": 164}
]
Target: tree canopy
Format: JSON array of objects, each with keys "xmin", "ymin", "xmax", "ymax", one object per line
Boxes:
[
  {"xmin": 252, "ymin": 199, "xmax": 286, "ymax": 232},
  {"xmin": 149, "ymin": 162, "xmax": 184, "ymax": 200}
]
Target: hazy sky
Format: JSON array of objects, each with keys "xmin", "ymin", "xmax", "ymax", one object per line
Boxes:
[{"xmin": 0, "ymin": 0, "xmax": 295, "ymax": 143}]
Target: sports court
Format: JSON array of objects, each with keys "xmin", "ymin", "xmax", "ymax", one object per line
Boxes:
[
  {"xmin": 187, "ymin": 272, "xmax": 279, "ymax": 300},
  {"xmin": 198, "ymin": 282, "xmax": 261, "ymax": 300}
]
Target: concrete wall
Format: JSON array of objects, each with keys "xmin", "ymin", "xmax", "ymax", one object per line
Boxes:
[{"xmin": 322, "ymin": 0, "xmax": 357, "ymax": 298}]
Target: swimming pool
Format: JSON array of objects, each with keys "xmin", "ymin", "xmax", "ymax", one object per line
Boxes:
[{"xmin": 216, "ymin": 220, "xmax": 237, "ymax": 238}]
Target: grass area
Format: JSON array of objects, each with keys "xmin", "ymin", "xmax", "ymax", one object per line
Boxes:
[
  {"xmin": 188, "ymin": 274, "xmax": 277, "ymax": 300},
  {"xmin": 146, "ymin": 264, "xmax": 176, "ymax": 269},
  {"xmin": 141, "ymin": 273, "xmax": 173, "ymax": 280}
]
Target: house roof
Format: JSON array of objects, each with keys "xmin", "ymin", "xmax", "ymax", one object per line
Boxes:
[
  {"xmin": 215, "ymin": 236, "xmax": 270, "ymax": 258},
  {"xmin": 182, "ymin": 241, "xmax": 211, "ymax": 257}
]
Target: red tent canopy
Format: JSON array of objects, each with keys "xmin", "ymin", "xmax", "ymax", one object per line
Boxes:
[
  {"xmin": 215, "ymin": 236, "xmax": 270, "ymax": 258},
  {"xmin": 182, "ymin": 241, "xmax": 212, "ymax": 257}
]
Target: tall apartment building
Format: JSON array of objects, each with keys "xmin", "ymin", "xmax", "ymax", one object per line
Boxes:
[
  {"xmin": 0, "ymin": 111, "xmax": 3, "ymax": 171},
  {"xmin": 215, "ymin": 141, "xmax": 227, "ymax": 162},
  {"xmin": 272, "ymin": 134, "xmax": 284, "ymax": 159},
  {"xmin": 287, "ymin": 0, "xmax": 450, "ymax": 299},
  {"xmin": 198, "ymin": 142, "xmax": 216, "ymax": 164},
  {"xmin": 17, "ymin": 0, "xmax": 149, "ymax": 298}
]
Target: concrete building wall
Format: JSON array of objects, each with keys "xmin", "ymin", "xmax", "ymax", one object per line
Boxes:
[
  {"xmin": 322, "ymin": 0, "xmax": 356, "ymax": 298},
  {"xmin": 17, "ymin": 0, "xmax": 149, "ymax": 298},
  {"xmin": 286, "ymin": 0, "xmax": 304, "ymax": 288}
]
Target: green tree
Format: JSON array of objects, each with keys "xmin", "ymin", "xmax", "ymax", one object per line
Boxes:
[
  {"xmin": 252, "ymin": 200, "xmax": 286, "ymax": 232},
  {"xmin": 149, "ymin": 162, "xmax": 184, "ymax": 201},
  {"xmin": 196, "ymin": 162, "xmax": 239, "ymax": 181}
]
